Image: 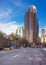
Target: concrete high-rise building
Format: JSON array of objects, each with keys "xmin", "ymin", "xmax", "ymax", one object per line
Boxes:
[
  {"xmin": 41, "ymin": 29, "xmax": 45, "ymax": 37},
  {"xmin": 41, "ymin": 34, "xmax": 46, "ymax": 43},
  {"xmin": 16, "ymin": 27, "xmax": 24, "ymax": 38},
  {"xmin": 41, "ymin": 29, "xmax": 46, "ymax": 43},
  {"xmin": 24, "ymin": 5, "xmax": 38, "ymax": 44}
]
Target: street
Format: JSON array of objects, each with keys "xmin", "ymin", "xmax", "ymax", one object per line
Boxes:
[{"xmin": 0, "ymin": 48, "xmax": 46, "ymax": 65}]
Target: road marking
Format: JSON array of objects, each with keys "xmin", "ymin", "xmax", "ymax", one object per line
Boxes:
[
  {"xmin": 13, "ymin": 50, "xmax": 26, "ymax": 58},
  {"xmin": 13, "ymin": 54, "xmax": 20, "ymax": 58},
  {"xmin": 13, "ymin": 52, "xmax": 24, "ymax": 58},
  {"xmin": 43, "ymin": 48, "xmax": 46, "ymax": 51}
]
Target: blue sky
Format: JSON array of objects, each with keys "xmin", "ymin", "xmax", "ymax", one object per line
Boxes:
[{"xmin": 0, "ymin": 0, "xmax": 46, "ymax": 35}]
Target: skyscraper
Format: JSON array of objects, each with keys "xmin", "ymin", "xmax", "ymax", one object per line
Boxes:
[
  {"xmin": 41, "ymin": 29, "xmax": 45, "ymax": 37},
  {"xmin": 41, "ymin": 29, "xmax": 46, "ymax": 43},
  {"xmin": 16, "ymin": 27, "xmax": 24, "ymax": 38},
  {"xmin": 24, "ymin": 5, "xmax": 38, "ymax": 44}
]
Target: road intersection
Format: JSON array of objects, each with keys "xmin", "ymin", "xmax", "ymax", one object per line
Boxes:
[{"xmin": 0, "ymin": 48, "xmax": 46, "ymax": 65}]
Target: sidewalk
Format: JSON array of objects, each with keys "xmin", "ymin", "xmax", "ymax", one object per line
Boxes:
[{"xmin": 0, "ymin": 49, "xmax": 20, "ymax": 54}]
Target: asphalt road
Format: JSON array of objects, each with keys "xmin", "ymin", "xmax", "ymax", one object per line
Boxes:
[{"xmin": 0, "ymin": 48, "xmax": 46, "ymax": 65}]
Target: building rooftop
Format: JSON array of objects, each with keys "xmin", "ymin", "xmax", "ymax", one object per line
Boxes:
[
  {"xmin": 29, "ymin": 5, "xmax": 36, "ymax": 13},
  {"xmin": 30, "ymin": 5, "xmax": 36, "ymax": 9}
]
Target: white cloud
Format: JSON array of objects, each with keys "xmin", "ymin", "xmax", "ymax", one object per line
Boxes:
[
  {"xmin": 0, "ymin": 21, "xmax": 19, "ymax": 35},
  {"xmin": 39, "ymin": 29, "xmax": 41, "ymax": 37},
  {"xmin": 0, "ymin": 8, "xmax": 12, "ymax": 20}
]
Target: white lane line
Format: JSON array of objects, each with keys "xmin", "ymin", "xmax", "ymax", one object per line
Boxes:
[
  {"xmin": 13, "ymin": 52, "xmax": 23, "ymax": 58},
  {"xmin": 13, "ymin": 54, "xmax": 20, "ymax": 58},
  {"xmin": 43, "ymin": 48, "xmax": 46, "ymax": 51},
  {"xmin": 13, "ymin": 50, "xmax": 27, "ymax": 58}
]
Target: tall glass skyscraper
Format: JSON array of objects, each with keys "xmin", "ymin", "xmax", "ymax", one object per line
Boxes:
[{"xmin": 24, "ymin": 5, "xmax": 38, "ymax": 44}]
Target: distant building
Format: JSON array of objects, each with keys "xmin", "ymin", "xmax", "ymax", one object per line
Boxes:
[
  {"xmin": 24, "ymin": 5, "xmax": 38, "ymax": 44},
  {"xmin": 41, "ymin": 29, "xmax": 46, "ymax": 43},
  {"xmin": 16, "ymin": 27, "xmax": 24, "ymax": 38},
  {"xmin": 41, "ymin": 34, "xmax": 46, "ymax": 43},
  {"xmin": 9, "ymin": 32, "xmax": 16, "ymax": 40},
  {"xmin": 41, "ymin": 29, "xmax": 45, "ymax": 37}
]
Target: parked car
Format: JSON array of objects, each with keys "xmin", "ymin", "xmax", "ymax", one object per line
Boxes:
[{"xmin": 0, "ymin": 47, "xmax": 3, "ymax": 51}]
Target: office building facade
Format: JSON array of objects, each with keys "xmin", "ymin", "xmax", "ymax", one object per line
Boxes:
[
  {"xmin": 24, "ymin": 5, "xmax": 38, "ymax": 44},
  {"xmin": 41, "ymin": 29, "xmax": 45, "ymax": 37},
  {"xmin": 41, "ymin": 29, "xmax": 46, "ymax": 43},
  {"xmin": 16, "ymin": 27, "xmax": 24, "ymax": 38}
]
